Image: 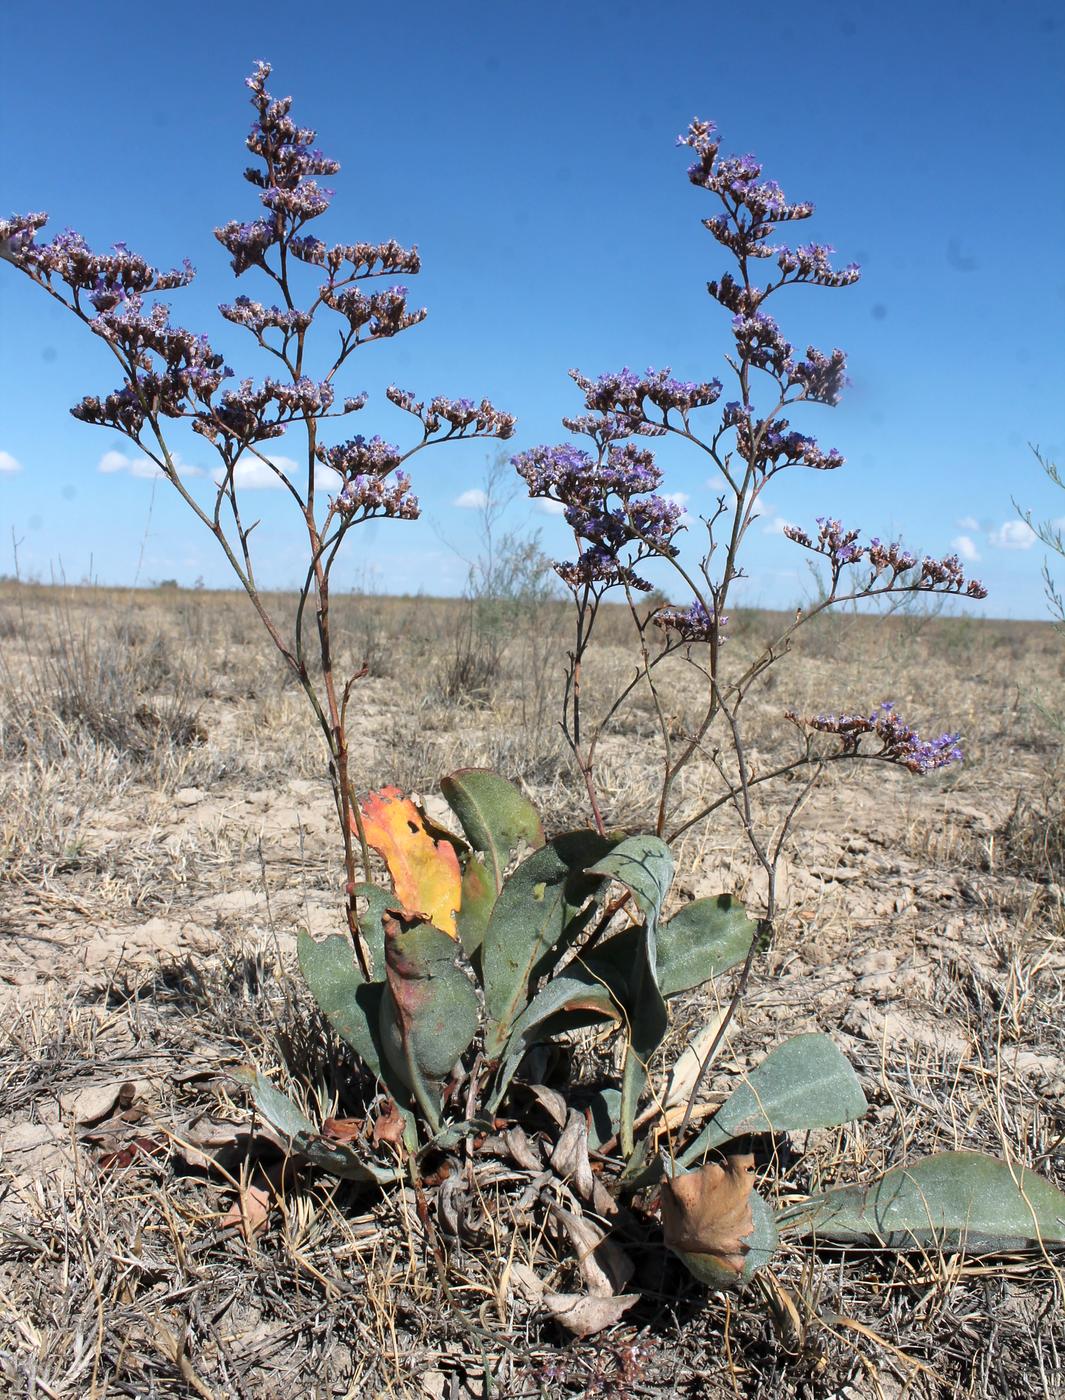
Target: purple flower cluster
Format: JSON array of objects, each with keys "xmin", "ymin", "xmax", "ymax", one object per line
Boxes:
[
  {"xmin": 512, "ymin": 441, "xmax": 683, "ymax": 592},
  {"xmin": 653, "ymin": 601, "xmax": 727, "ymax": 642},
  {"xmin": 386, "ymin": 386, "xmax": 515, "ymax": 440},
  {"xmin": 213, "ymin": 61, "xmax": 340, "ymax": 276},
  {"xmin": 783, "ymin": 518, "xmax": 989, "ymax": 598},
  {"xmin": 194, "ymin": 375, "xmax": 338, "ymax": 445},
  {"xmin": 569, "ymin": 366, "xmax": 723, "ymax": 425},
  {"xmin": 336, "ymin": 471, "xmax": 419, "ymax": 521},
  {"xmin": 321, "ymin": 284, "xmax": 426, "ymax": 340},
  {"xmin": 789, "ymin": 701, "xmax": 963, "ymax": 775},
  {"xmin": 219, "ymin": 295, "xmax": 312, "ymax": 336},
  {"xmin": 777, "ymin": 243, "xmax": 861, "ymax": 288},
  {"xmin": 318, "ymin": 435, "xmax": 402, "ymax": 479},
  {"xmin": 0, "ymin": 219, "xmax": 194, "ymax": 310},
  {"xmin": 291, "ymin": 238, "xmax": 421, "ymax": 278}
]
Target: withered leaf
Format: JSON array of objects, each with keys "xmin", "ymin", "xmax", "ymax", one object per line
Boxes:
[
  {"xmin": 542, "ymin": 1291, "xmax": 640, "ymax": 1338},
  {"xmin": 322, "ymin": 1116, "xmax": 364, "ymax": 1143},
  {"xmin": 547, "ymin": 1202, "xmax": 633, "ymax": 1297},
  {"xmin": 371, "ymin": 1099, "xmax": 406, "ymax": 1148},
  {"xmin": 660, "ymin": 1152, "xmax": 756, "ymax": 1283},
  {"xmin": 221, "ymin": 1182, "xmax": 272, "ymax": 1241},
  {"xmin": 549, "ymin": 1110, "xmax": 595, "ymax": 1203},
  {"xmin": 357, "ymin": 787, "xmax": 462, "ymax": 938}
]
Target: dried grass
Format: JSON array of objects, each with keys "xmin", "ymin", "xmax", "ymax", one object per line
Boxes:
[{"xmin": 1, "ymin": 580, "xmax": 1063, "ymax": 1398}]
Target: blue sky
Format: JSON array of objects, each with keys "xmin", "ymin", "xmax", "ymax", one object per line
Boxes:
[{"xmin": 1, "ymin": 0, "xmax": 1062, "ymax": 615}]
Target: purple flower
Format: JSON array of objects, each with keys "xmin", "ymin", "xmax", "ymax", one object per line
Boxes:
[
  {"xmin": 789, "ymin": 701, "xmax": 963, "ymax": 774},
  {"xmin": 319, "ymin": 434, "xmax": 401, "ymax": 478},
  {"xmin": 654, "ymin": 601, "xmax": 727, "ymax": 642}
]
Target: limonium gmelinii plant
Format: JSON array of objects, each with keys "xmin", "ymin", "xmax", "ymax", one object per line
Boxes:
[{"xmin": 4, "ymin": 72, "xmax": 1063, "ymax": 1331}]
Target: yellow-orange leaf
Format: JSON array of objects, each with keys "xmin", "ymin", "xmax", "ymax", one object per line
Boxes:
[{"xmin": 355, "ymin": 787, "xmax": 461, "ymax": 938}]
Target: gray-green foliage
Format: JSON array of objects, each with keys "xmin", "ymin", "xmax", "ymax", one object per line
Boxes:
[{"xmin": 244, "ymin": 769, "xmax": 1065, "ymax": 1290}]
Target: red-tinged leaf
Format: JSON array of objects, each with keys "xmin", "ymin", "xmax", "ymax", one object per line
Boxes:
[
  {"xmin": 96, "ymin": 1136, "xmax": 169, "ymax": 1171},
  {"xmin": 371, "ymin": 1099, "xmax": 406, "ymax": 1148},
  {"xmin": 380, "ymin": 911, "xmax": 480, "ymax": 1128},
  {"xmin": 322, "ymin": 1116, "xmax": 363, "ymax": 1143},
  {"xmin": 356, "ymin": 787, "xmax": 462, "ymax": 938}
]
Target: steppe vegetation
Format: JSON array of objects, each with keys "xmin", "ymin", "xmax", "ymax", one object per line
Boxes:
[{"xmin": 1, "ymin": 580, "xmax": 1062, "ymax": 1397}]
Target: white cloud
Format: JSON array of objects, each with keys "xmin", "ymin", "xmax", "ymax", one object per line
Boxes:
[
  {"xmin": 453, "ymin": 488, "xmax": 487, "ymax": 509},
  {"xmin": 705, "ymin": 473, "xmax": 727, "ymax": 493},
  {"xmin": 533, "ymin": 498, "xmax": 567, "ymax": 516},
  {"xmin": 211, "ymin": 454, "xmax": 339, "ymax": 492},
  {"xmin": 99, "ymin": 448, "xmax": 203, "ymax": 480},
  {"xmin": 956, "ymin": 515, "xmax": 979, "ymax": 532},
  {"xmin": 988, "ymin": 519, "xmax": 1037, "ymax": 550},
  {"xmin": 764, "ymin": 516, "xmax": 798, "ymax": 536},
  {"xmin": 952, "ymin": 534, "xmax": 981, "ymax": 563},
  {"xmin": 0, "ymin": 450, "xmax": 22, "ymax": 474}
]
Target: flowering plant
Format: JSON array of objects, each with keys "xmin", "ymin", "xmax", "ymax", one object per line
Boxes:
[
  {"xmin": 3, "ymin": 70, "xmax": 1062, "ymax": 1334},
  {"xmin": 0, "ymin": 61, "xmax": 515, "ymax": 976}
]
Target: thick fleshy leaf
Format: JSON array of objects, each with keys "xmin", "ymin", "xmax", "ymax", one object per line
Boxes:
[
  {"xmin": 233, "ymin": 1068, "xmax": 399, "ymax": 1184},
  {"xmin": 589, "ymin": 893, "xmax": 756, "ymax": 1002},
  {"xmin": 297, "ymin": 930, "xmax": 386, "ymax": 1080},
  {"xmin": 779, "ymin": 1151, "xmax": 1065, "ymax": 1252},
  {"xmin": 441, "ymin": 768, "xmax": 544, "ymax": 892},
  {"xmin": 586, "ymin": 1087, "xmax": 623, "ymax": 1151},
  {"xmin": 481, "ymin": 831, "xmax": 617, "ymax": 1058},
  {"xmin": 587, "ymin": 835, "xmax": 674, "ymax": 1156},
  {"xmin": 349, "ymin": 881, "xmax": 398, "ymax": 980},
  {"xmin": 456, "ymin": 853, "xmax": 495, "ymax": 959},
  {"xmin": 658, "ymin": 894, "xmax": 757, "ymax": 996},
  {"xmin": 489, "ymin": 969, "xmax": 620, "ymax": 1111},
  {"xmin": 380, "ymin": 912, "xmax": 480, "ymax": 1127},
  {"xmin": 679, "ymin": 1034, "xmax": 867, "ymax": 1167},
  {"xmin": 356, "ymin": 787, "xmax": 462, "ymax": 937}
]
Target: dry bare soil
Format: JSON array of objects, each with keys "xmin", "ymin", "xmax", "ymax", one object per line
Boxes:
[{"xmin": 0, "ymin": 583, "xmax": 1062, "ymax": 1398}]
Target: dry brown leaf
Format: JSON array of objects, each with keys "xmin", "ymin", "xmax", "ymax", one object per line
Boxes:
[
  {"xmin": 508, "ymin": 1260, "xmax": 639, "ymax": 1339},
  {"xmin": 221, "ymin": 1182, "xmax": 272, "ymax": 1240},
  {"xmin": 60, "ymin": 1080, "xmax": 138, "ymax": 1126},
  {"xmin": 550, "ymin": 1110, "xmax": 595, "ymax": 1202},
  {"xmin": 323, "ymin": 1116, "xmax": 364, "ymax": 1143},
  {"xmin": 505, "ymin": 1126, "xmax": 543, "ymax": 1172},
  {"xmin": 371, "ymin": 1100, "xmax": 406, "ymax": 1149},
  {"xmin": 541, "ymin": 1291, "xmax": 640, "ymax": 1338},
  {"xmin": 547, "ymin": 1202, "xmax": 633, "ymax": 1297},
  {"xmin": 528, "ymin": 1084, "xmax": 568, "ymax": 1127},
  {"xmin": 660, "ymin": 1152, "xmax": 755, "ymax": 1279}
]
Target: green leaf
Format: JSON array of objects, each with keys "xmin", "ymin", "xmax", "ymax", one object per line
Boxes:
[
  {"xmin": 586, "ymin": 1087, "xmax": 622, "ymax": 1150},
  {"xmin": 350, "ymin": 882, "xmax": 398, "ymax": 979},
  {"xmin": 440, "ymin": 768, "xmax": 544, "ymax": 892},
  {"xmin": 456, "ymin": 852, "xmax": 495, "ymax": 959},
  {"xmin": 232, "ymin": 1067, "xmax": 399, "ymax": 1184},
  {"xmin": 297, "ymin": 930, "xmax": 386, "ymax": 1081},
  {"xmin": 779, "ymin": 1151, "xmax": 1065, "ymax": 1252},
  {"xmin": 488, "ymin": 968, "xmax": 620, "ymax": 1112},
  {"xmin": 481, "ymin": 830, "xmax": 616, "ymax": 1058},
  {"xmin": 658, "ymin": 894, "xmax": 757, "ymax": 997},
  {"xmin": 586, "ymin": 834, "xmax": 674, "ymax": 929},
  {"xmin": 679, "ymin": 1033, "xmax": 867, "ymax": 1167},
  {"xmin": 380, "ymin": 913, "xmax": 480, "ymax": 1129},
  {"xmin": 672, "ymin": 1189, "xmax": 778, "ymax": 1288},
  {"xmin": 588, "ymin": 893, "xmax": 756, "ymax": 1003},
  {"xmin": 586, "ymin": 834, "xmax": 674, "ymax": 1156}
]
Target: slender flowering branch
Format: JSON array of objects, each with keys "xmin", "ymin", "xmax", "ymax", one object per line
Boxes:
[{"xmin": 0, "ymin": 62, "xmax": 515, "ymax": 971}]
